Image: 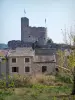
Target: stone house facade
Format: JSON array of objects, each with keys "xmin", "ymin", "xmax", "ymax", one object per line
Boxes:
[{"xmin": 8, "ymin": 47, "xmax": 56, "ymax": 76}]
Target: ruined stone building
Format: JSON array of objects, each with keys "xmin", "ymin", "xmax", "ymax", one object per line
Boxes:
[{"xmin": 21, "ymin": 17, "xmax": 47, "ymax": 45}]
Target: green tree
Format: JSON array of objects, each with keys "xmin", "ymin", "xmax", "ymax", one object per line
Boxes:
[
  {"xmin": 67, "ymin": 49, "xmax": 75, "ymax": 95},
  {"xmin": 56, "ymin": 49, "xmax": 71, "ymax": 73},
  {"xmin": 47, "ymin": 38, "xmax": 53, "ymax": 44},
  {"xmin": 61, "ymin": 27, "xmax": 75, "ymax": 95},
  {"xmin": 56, "ymin": 50, "xmax": 65, "ymax": 68}
]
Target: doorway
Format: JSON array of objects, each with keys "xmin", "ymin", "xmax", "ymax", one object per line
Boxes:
[{"xmin": 42, "ymin": 66, "xmax": 47, "ymax": 73}]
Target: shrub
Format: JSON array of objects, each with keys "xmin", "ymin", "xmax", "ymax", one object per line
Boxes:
[
  {"xmin": 56, "ymin": 72, "xmax": 73, "ymax": 84},
  {"xmin": 30, "ymin": 74, "xmax": 56, "ymax": 86},
  {"xmin": 0, "ymin": 73, "xmax": 72, "ymax": 89},
  {"xmin": 12, "ymin": 74, "xmax": 32, "ymax": 88}
]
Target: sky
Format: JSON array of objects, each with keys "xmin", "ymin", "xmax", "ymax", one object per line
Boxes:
[{"xmin": 0, "ymin": 0, "xmax": 75, "ymax": 44}]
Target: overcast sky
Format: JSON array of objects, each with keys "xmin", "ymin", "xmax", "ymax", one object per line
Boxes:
[{"xmin": 0, "ymin": 0, "xmax": 75, "ymax": 44}]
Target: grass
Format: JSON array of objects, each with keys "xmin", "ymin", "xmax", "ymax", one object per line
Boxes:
[
  {"xmin": 0, "ymin": 73, "xmax": 74, "ymax": 100},
  {"xmin": 4, "ymin": 86, "xmax": 73, "ymax": 100}
]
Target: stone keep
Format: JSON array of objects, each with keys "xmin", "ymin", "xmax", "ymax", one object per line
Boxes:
[{"xmin": 21, "ymin": 17, "xmax": 47, "ymax": 45}]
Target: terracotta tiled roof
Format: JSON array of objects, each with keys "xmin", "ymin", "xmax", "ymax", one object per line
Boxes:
[{"xmin": 0, "ymin": 50, "xmax": 9, "ymax": 56}]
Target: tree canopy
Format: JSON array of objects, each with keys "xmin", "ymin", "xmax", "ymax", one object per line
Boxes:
[{"xmin": 47, "ymin": 38, "xmax": 53, "ymax": 44}]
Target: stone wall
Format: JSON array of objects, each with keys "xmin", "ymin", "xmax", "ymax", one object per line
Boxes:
[
  {"xmin": 9, "ymin": 56, "xmax": 56, "ymax": 76},
  {"xmin": 32, "ymin": 62, "xmax": 56, "ymax": 75}
]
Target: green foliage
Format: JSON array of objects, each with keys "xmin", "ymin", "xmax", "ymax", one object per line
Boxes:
[
  {"xmin": 57, "ymin": 49, "xmax": 75, "ymax": 71},
  {"xmin": 56, "ymin": 49, "xmax": 75, "ymax": 74},
  {"xmin": 4, "ymin": 86, "xmax": 73, "ymax": 100},
  {"xmin": 0, "ymin": 75, "xmax": 15, "ymax": 89},
  {"xmin": 56, "ymin": 73, "xmax": 73, "ymax": 84},
  {"xmin": 0, "ymin": 74, "xmax": 73, "ymax": 100},
  {"xmin": 0, "ymin": 88, "xmax": 14, "ymax": 100},
  {"xmin": 67, "ymin": 50, "xmax": 75, "ymax": 68},
  {"xmin": 53, "ymin": 96, "xmax": 57, "ymax": 100},
  {"xmin": 47, "ymin": 38, "xmax": 53, "ymax": 44},
  {"xmin": 56, "ymin": 50, "xmax": 65, "ymax": 68},
  {"xmin": 12, "ymin": 74, "xmax": 32, "ymax": 88}
]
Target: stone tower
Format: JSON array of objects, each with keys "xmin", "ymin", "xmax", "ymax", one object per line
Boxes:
[
  {"xmin": 21, "ymin": 17, "xmax": 47, "ymax": 45},
  {"xmin": 21, "ymin": 17, "xmax": 29, "ymax": 41}
]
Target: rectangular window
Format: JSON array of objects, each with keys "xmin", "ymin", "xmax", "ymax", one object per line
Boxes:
[
  {"xmin": 25, "ymin": 66, "xmax": 30, "ymax": 72},
  {"xmin": 12, "ymin": 58, "xmax": 16, "ymax": 63},
  {"xmin": 25, "ymin": 58, "xmax": 29, "ymax": 62},
  {"xmin": 42, "ymin": 66, "xmax": 47, "ymax": 73},
  {"xmin": 12, "ymin": 67, "xmax": 19, "ymax": 72}
]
